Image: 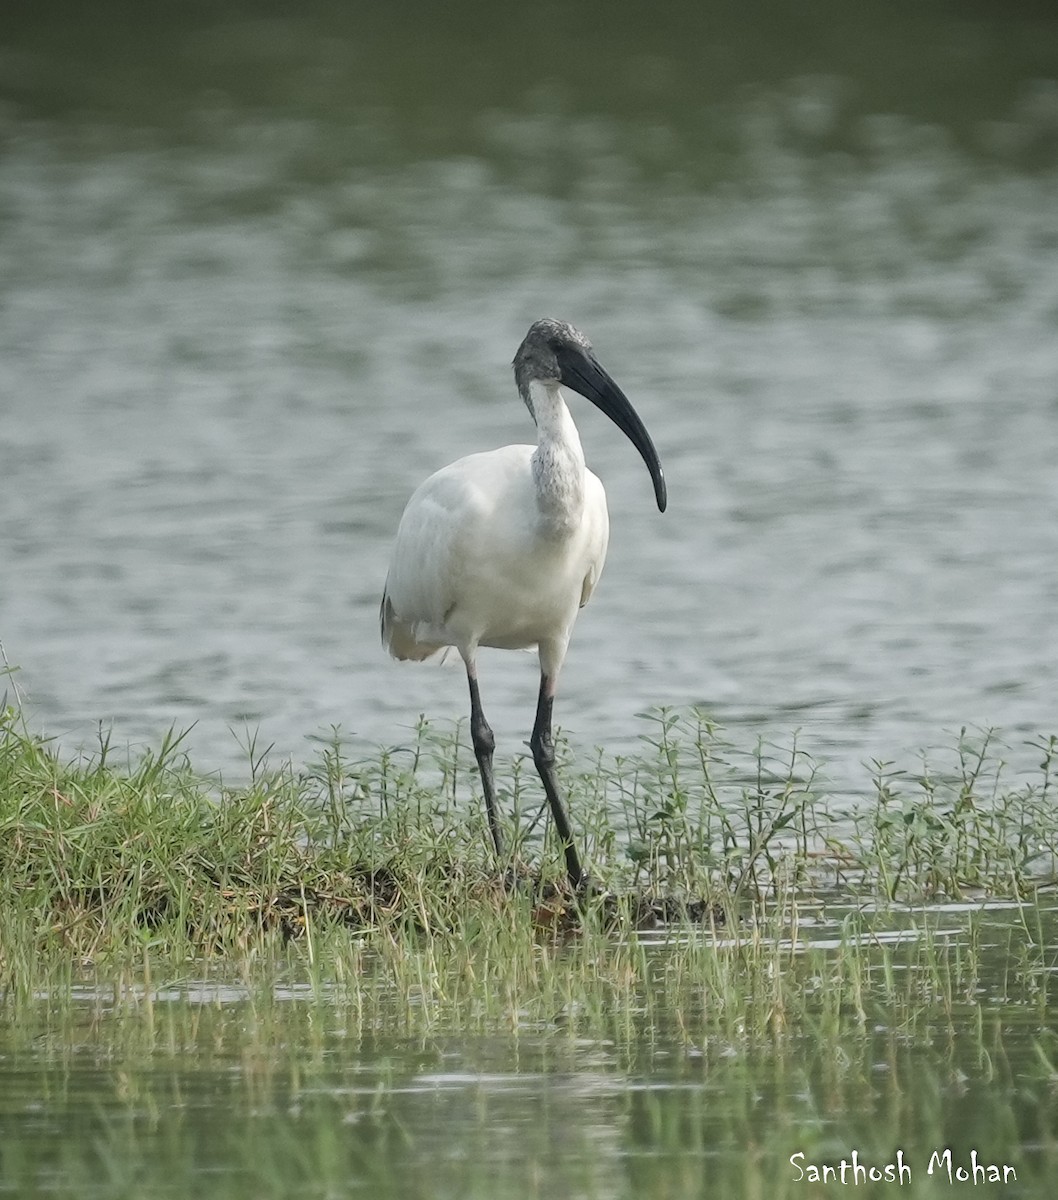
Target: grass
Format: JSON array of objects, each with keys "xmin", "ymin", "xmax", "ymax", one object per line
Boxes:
[{"xmin": 1, "ymin": 702, "xmax": 1056, "ymax": 965}]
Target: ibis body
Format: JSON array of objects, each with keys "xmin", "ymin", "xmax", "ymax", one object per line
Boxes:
[{"xmin": 381, "ymin": 318, "xmax": 666, "ymax": 890}]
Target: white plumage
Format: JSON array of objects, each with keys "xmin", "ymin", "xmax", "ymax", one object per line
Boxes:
[
  {"xmin": 381, "ymin": 318, "xmax": 666, "ymax": 891},
  {"xmin": 382, "ymin": 393, "xmax": 608, "ymax": 677}
]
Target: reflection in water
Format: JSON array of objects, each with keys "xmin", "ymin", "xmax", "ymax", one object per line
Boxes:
[
  {"xmin": 3, "ymin": 902, "xmax": 1057, "ymax": 1197},
  {"xmin": 0, "ymin": 6, "xmax": 1056, "ymax": 794}
]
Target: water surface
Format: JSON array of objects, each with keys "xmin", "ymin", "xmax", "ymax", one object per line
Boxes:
[
  {"xmin": 2, "ymin": 901, "xmax": 1056, "ymax": 1198},
  {"xmin": 1, "ymin": 3, "xmax": 1057, "ymax": 791}
]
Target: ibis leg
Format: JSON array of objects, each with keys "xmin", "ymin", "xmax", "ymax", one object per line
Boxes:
[
  {"xmin": 529, "ymin": 674, "xmax": 585, "ymax": 892},
  {"xmin": 467, "ymin": 667, "xmax": 503, "ymax": 858}
]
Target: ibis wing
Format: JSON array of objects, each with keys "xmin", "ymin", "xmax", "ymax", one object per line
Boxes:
[{"xmin": 578, "ymin": 470, "xmax": 610, "ymax": 610}]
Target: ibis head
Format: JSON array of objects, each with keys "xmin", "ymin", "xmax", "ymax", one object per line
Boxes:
[{"xmin": 513, "ymin": 318, "xmax": 667, "ymax": 513}]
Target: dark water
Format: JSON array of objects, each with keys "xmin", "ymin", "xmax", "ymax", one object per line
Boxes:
[{"xmin": 1, "ymin": 2, "xmax": 1057, "ymax": 788}]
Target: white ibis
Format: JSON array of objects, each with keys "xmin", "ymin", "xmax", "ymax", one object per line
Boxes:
[{"xmin": 380, "ymin": 318, "xmax": 666, "ymax": 891}]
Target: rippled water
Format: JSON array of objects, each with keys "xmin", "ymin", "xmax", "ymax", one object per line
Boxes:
[{"xmin": 1, "ymin": 5, "xmax": 1057, "ymax": 789}]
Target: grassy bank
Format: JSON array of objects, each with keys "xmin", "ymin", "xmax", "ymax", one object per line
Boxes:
[{"xmin": 1, "ymin": 703, "xmax": 1055, "ymax": 963}]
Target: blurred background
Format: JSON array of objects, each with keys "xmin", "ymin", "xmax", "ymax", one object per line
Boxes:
[{"xmin": 1, "ymin": 0, "xmax": 1056, "ymax": 789}]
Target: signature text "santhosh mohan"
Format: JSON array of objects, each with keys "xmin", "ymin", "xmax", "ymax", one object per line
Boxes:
[{"xmin": 790, "ymin": 1148, "xmax": 1016, "ymax": 1184}]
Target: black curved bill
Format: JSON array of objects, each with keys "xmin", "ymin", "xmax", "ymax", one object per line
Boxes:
[{"xmin": 555, "ymin": 344, "xmax": 667, "ymax": 512}]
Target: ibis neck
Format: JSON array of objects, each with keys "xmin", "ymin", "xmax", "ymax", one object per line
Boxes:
[{"xmin": 528, "ymin": 381, "xmax": 586, "ymax": 536}]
